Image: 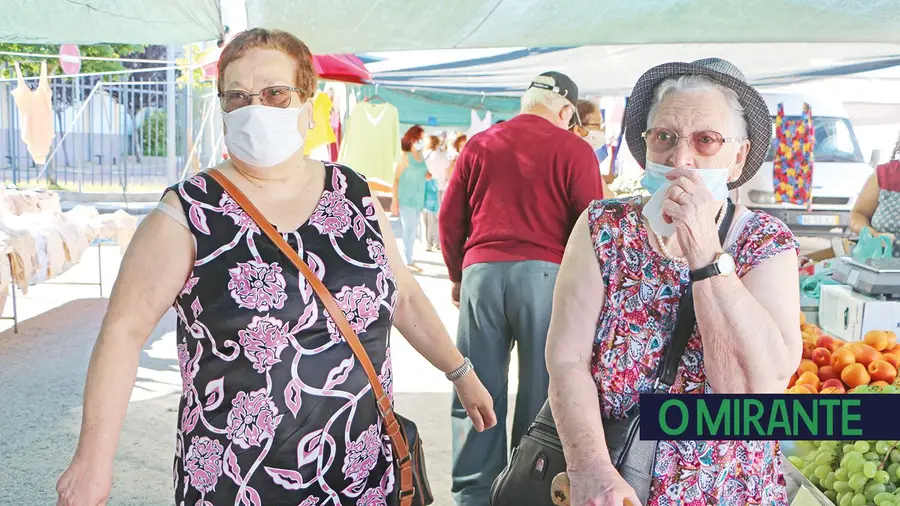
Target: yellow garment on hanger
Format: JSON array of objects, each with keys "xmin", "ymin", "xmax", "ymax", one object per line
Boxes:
[
  {"xmin": 10, "ymin": 61, "xmax": 55, "ymax": 165},
  {"xmin": 304, "ymin": 92, "xmax": 337, "ymax": 155}
]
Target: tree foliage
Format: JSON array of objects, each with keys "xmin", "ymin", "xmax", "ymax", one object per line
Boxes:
[{"xmin": 0, "ymin": 43, "xmax": 144, "ymax": 79}]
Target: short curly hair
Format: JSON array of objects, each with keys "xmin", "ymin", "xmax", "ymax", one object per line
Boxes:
[{"xmin": 217, "ymin": 28, "xmax": 318, "ymax": 101}]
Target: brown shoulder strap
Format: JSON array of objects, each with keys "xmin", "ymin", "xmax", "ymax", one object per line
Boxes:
[{"xmin": 209, "ymin": 169, "xmax": 414, "ymax": 505}]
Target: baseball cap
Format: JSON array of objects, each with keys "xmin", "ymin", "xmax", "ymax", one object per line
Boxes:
[{"xmin": 528, "ymin": 71, "xmax": 579, "ymax": 107}]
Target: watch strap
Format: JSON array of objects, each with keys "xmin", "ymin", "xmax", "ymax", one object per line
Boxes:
[
  {"xmin": 688, "ymin": 201, "xmax": 736, "ymax": 282},
  {"xmin": 689, "ymin": 263, "xmax": 720, "ymax": 282}
]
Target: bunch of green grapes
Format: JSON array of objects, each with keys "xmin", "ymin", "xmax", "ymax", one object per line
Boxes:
[
  {"xmin": 789, "ymin": 440, "xmax": 900, "ymax": 506},
  {"xmin": 852, "ymin": 385, "xmax": 900, "ymax": 394}
]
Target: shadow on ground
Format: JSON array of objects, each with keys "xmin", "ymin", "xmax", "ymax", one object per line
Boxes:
[
  {"xmin": 0, "ymin": 300, "xmax": 179, "ymax": 506},
  {"xmin": 0, "ymin": 301, "xmax": 507, "ymax": 506}
]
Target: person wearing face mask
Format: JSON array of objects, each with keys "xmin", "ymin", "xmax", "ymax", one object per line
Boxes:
[
  {"xmin": 544, "ymin": 58, "xmax": 800, "ymax": 506},
  {"xmin": 56, "ymin": 28, "xmax": 497, "ymax": 506},
  {"xmin": 571, "ymin": 99, "xmax": 614, "ymax": 196},
  {"xmin": 424, "ymin": 135, "xmax": 450, "ymax": 252},
  {"xmin": 440, "ymin": 71, "xmax": 604, "ymax": 506},
  {"xmin": 391, "ymin": 125, "xmax": 429, "ymax": 271}
]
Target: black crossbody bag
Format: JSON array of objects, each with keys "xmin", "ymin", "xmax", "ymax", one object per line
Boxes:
[{"xmin": 490, "ymin": 200, "xmax": 736, "ymax": 506}]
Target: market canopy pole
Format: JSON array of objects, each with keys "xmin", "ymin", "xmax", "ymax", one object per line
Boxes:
[
  {"xmin": 167, "ymin": 45, "xmax": 178, "ymax": 185},
  {"xmin": 0, "ymin": 0, "xmax": 222, "ymax": 44}
]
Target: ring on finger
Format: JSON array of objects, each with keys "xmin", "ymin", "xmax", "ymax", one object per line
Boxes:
[{"xmin": 677, "ymin": 192, "xmax": 692, "ymax": 204}]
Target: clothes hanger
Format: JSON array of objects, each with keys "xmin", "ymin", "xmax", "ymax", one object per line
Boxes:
[
  {"xmin": 365, "ymin": 83, "xmax": 386, "ymax": 104},
  {"xmin": 472, "ymin": 92, "xmax": 487, "ymax": 112}
]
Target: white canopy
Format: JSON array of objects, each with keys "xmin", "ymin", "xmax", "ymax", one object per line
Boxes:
[{"xmin": 366, "ymin": 44, "xmax": 900, "ymax": 98}]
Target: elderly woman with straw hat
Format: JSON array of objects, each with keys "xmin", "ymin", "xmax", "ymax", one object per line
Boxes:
[{"xmin": 544, "ymin": 58, "xmax": 802, "ymax": 505}]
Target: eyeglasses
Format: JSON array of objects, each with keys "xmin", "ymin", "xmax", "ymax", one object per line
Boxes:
[
  {"xmin": 219, "ymin": 86, "xmax": 304, "ymax": 112},
  {"xmin": 568, "ymin": 106, "xmax": 582, "ymax": 129},
  {"xmin": 642, "ymin": 127, "xmax": 742, "ymax": 157},
  {"xmin": 582, "ymin": 122, "xmax": 605, "ymax": 131}
]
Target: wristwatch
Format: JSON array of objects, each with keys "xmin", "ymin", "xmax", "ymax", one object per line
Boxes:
[
  {"xmin": 446, "ymin": 357, "xmax": 474, "ymax": 382},
  {"xmin": 690, "ymin": 252, "xmax": 736, "ymax": 282}
]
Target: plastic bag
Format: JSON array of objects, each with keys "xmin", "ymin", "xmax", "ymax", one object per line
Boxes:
[
  {"xmin": 852, "ymin": 227, "xmax": 894, "ymax": 261},
  {"xmin": 424, "ymin": 179, "xmax": 439, "ymax": 213}
]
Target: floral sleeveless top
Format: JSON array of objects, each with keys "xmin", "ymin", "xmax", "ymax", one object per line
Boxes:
[
  {"xmin": 587, "ymin": 198, "xmax": 798, "ymax": 506},
  {"xmin": 169, "ymin": 163, "xmax": 400, "ymax": 506},
  {"xmin": 869, "ymin": 160, "xmax": 900, "ymax": 257}
]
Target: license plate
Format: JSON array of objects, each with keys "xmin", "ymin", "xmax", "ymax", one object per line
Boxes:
[{"xmin": 799, "ymin": 214, "xmax": 840, "ymax": 226}]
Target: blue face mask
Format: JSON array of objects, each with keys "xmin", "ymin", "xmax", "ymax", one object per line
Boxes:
[
  {"xmin": 641, "ymin": 160, "xmax": 731, "ymax": 200},
  {"xmin": 641, "ymin": 161, "xmax": 671, "ymax": 194}
]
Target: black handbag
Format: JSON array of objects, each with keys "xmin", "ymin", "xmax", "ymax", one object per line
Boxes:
[{"xmin": 490, "ymin": 201, "xmax": 736, "ymax": 506}]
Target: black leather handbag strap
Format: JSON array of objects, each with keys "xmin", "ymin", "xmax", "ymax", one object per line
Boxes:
[{"xmin": 654, "ymin": 200, "xmax": 736, "ymax": 393}]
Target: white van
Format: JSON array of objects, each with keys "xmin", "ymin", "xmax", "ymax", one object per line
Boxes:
[{"xmin": 736, "ymin": 94, "xmax": 873, "ymax": 237}]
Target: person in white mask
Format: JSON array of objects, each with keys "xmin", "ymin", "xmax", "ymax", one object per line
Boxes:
[
  {"xmin": 56, "ymin": 27, "xmax": 495, "ymax": 506},
  {"xmin": 540, "ymin": 58, "xmax": 801, "ymax": 506},
  {"xmin": 570, "ymin": 99, "xmax": 613, "ymax": 196}
]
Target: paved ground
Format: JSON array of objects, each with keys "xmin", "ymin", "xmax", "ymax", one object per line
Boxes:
[{"xmin": 0, "ymin": 241, "xmax": 517, "ymax": 506}]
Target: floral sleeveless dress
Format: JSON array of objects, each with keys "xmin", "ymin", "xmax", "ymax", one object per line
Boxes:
[
  {"xmin": 587, "ymin": 198, "xmax": 798, "ymax": 506},
  {"xmin": 168, "ymin": 163, "xmax": 400, "ymax": 506},
  {"xmin": 869, "ymin": 160, "xmax": 900, "ymax": 257}
]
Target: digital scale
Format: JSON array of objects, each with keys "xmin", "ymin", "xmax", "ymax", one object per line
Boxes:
[{"xmin": 832, "ymin": 257, "xmax": 900, "ymax": 299}]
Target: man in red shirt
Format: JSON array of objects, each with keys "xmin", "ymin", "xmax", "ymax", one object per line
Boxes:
[{"xmin": 440, "ymin": 71, "xmax": 604, "ymax": 505}]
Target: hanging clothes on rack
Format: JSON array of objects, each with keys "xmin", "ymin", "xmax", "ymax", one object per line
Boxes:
[
  {"xmin": 466, "ymin": 109, "xmax": 493, "ymax": 139},
  {"xmin": 329, "ymin": 100, "xmax": 342, "ymax": 162},
  {"xmin": 11, "ymin": 61, "xmax": 55, "ymax": 165},
  {"xmin": 773, "ymin": 102, "xmax": 816, "ymax": 206},
  {"xmin": 304, "ymin": 91, "xmax": 337, "ymax": 157},
  {"xmin": 338, "ymin": 100, "xmax": 400, "ymax": 185}
]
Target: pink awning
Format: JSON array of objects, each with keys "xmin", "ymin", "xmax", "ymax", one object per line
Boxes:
[{"xmin": 201, "ymin": 49, "xmax": 371, "ymax": 84}]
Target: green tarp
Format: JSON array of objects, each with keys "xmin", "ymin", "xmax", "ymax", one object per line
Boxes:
[
  {"xmin": 1, "ymin": 0, "xmax": 222, "ymax": 44},
  {"xmin": 355, "ymin": 86, "xmax": 519, "ymax": 127},
  {"xmin": 247, "ymin": 0, "xmax": 900, "ymax": 53}
]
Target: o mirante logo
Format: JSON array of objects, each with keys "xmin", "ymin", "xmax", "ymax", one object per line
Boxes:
[{"xmin": 639, "ymin": 395, "xmax": 894, "ymax": 441}]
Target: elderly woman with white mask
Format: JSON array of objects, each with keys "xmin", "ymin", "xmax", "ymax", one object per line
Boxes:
[
  {"xmin": 544, "ymin": 58, "xmax": 801, "ymax": 505},
  {"xmin": 56, "ymin": 28, "xmax": 495, "ymax": 506}
]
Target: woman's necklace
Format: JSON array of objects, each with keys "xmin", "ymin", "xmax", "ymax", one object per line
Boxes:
[{"xmin": 657, "ymin": 204, "xmax": 727, "ymax": 264}]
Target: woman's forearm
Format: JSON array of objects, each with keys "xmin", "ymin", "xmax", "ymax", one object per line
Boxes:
[
  {"xmin": 693, "ymin": 276, "xmax": 792, "ymax": 393},
  {"xmin": 73, "ymin": 329, "xmax": 144, "ymax": 466},
  {"xmin": 548, "ymin": 371, "xmax": 612, "ymax": 472},
  {"xmin": 850, "ymin": 211, "xmax": 872, "ymax": 235},
  {"xmin": 394, "ymin": 282, "xmax": 465, "ymax": 374}
]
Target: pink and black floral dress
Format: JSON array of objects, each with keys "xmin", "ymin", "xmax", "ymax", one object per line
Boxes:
[
  {"xmin": 169, "ymin": 163, "xmax": 400, "ymax": 505},
  {"xmin": 587, "ymin": 198, "xmax": 798, "ymax": 506}
]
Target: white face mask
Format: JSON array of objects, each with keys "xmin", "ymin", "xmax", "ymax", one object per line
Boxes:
[
  {"xmin": 414, "ymin": 141, "xmax": 425, "ymax": 151},
  {"xmin": 584, "ymin": 130, "xmax": 607, "ymax": 149},
  {"xmin": 641, "ymin": 161, "xmax": 731, "ymax": 238},
  {"xmin": 223, "ymin": 104, "xmax": 307, "ymax": 168}
]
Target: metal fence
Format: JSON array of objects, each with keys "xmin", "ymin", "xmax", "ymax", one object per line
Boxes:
[{"xmin": 0, "ymin": 73, "xmax": 214, "ymax": 191}]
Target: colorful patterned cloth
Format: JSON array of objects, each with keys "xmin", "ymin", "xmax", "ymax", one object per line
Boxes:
[
  {"xmin": 773, "ymin": 103, "xmax": 815, "ymax": 206},
  {"xmin": 587, "ymin": 198, "xmax": 798, "ymax": 506},
  {"xmin": 168, "ymin": 164, "xmax": 400, "ymax": 505}
]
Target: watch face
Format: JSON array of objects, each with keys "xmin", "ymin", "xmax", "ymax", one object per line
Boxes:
[{"xmin": 717, "ymin": 253, "xmax": 736, "ymax": 276}]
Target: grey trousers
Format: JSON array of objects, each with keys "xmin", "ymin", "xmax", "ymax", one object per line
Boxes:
[{"xmin": 450, "ymin": 260, "xmax": 560, "ymax": 506}]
